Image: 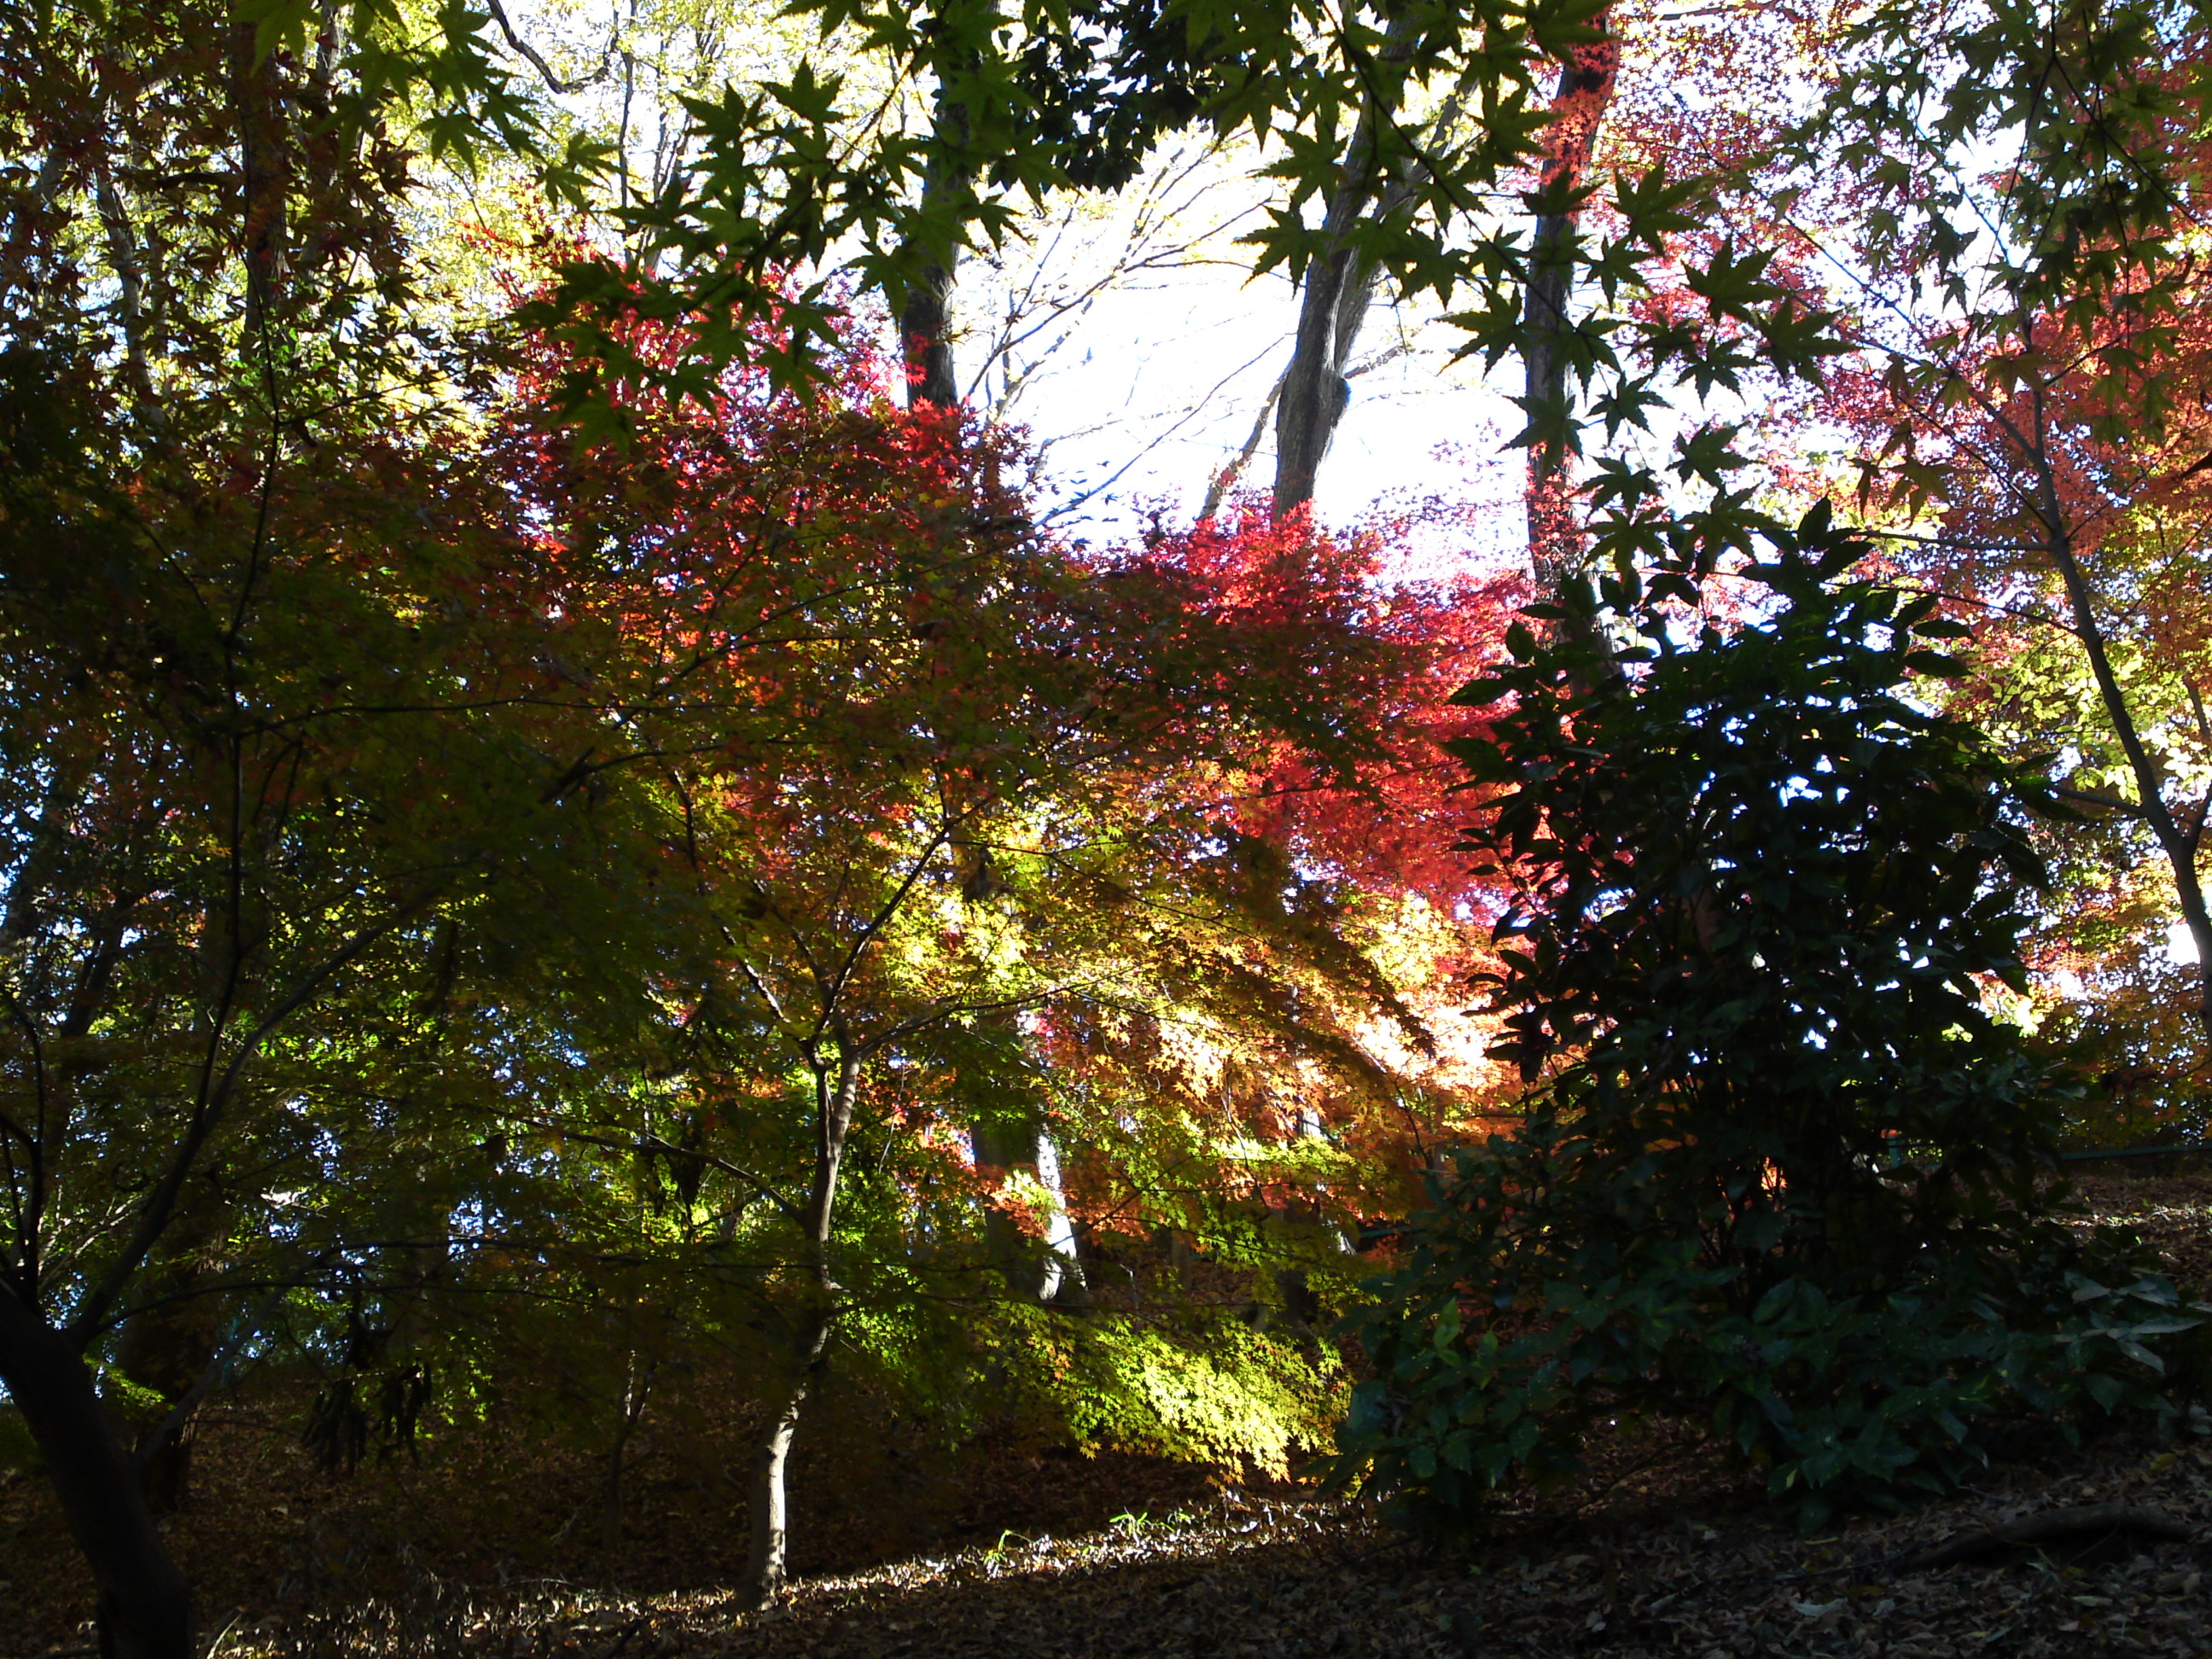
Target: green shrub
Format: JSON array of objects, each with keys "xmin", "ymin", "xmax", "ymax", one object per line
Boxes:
[{"xmin": 1331, "ymin": 518, "xmax": 2201, "ymax": 1529}]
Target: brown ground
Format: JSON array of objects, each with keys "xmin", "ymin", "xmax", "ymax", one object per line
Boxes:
[{"xmin": 7, "ymin": 1164, "xmax": 2212, "ymax": 1658}]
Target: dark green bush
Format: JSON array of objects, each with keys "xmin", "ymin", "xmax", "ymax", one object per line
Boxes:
[{"xmin": 1332, "ymin": 516, "xmax": 2202, "ymax": 1529}]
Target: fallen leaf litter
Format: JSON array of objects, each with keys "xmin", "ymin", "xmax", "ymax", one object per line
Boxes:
[{"xmin": 6, "ymin": 1167, "xmax": 2212, "ymax": 1657}]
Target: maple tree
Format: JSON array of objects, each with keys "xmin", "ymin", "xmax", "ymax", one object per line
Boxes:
[
  {"xmin": 450, "ymin": 292, "xmax": 1524, "ymax": 1598},
  {"xmin": 0, "ymin": 349, "xmax": 655, "ymax": 1657},
  {"xmin": 1, "ymin": 0, "xmax": 1538, "ymax": 1601},
  {"xmin": 1761, "ymin": 0, "xmax": 2212, "ymax": 1132}
]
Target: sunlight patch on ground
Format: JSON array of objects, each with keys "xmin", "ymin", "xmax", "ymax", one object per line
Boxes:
[
  {"xmin": 745, "ymin": 1487, "xmax": 1361, "ymax": 1618},
  {"xmin": 209, "ymin": 1488, "xmax": 1365, "ymax": 1657}
]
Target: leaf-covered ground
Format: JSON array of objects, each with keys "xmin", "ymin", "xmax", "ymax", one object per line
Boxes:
[{"xmin": 9, "ymin": 1167, "xmax": 2212, "ymax": 1659}]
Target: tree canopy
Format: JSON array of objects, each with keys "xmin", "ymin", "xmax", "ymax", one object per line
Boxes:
[{"xmin": 5, "ymin": 0, "xmax": 2212, "ymax": 1652}]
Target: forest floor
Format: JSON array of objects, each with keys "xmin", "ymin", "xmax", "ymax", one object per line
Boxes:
[{"xmin": 9, "ymin": 1167, "xmax": 2212, "ymax": 1659}]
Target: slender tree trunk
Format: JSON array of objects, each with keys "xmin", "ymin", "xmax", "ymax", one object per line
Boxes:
[
  {"xmin": 0, "ymin": 1287, "xmax": 195, "ymax": 1659},
  {"xmin": 1522, "ymin": 21, "xmax": 1619, "ymax": 608},
  {"xmin": 741, "ymin": 1033, "xmax": 860, "ymax": 1604},
  {"xmin": 741, "ymin": 1307, "xmax": 830, "ymax": 1599},
  {"xmin": 1203, "ymin": 375, "xmax": 1285, "ymax": 520},
  {"xmin": 600, "ymin": 1358, "xmax": 653, "ymax": 1552},
  {"xmin": 2028, "ymin": 469, "xmax": 2212, "ymax": 1044},
  {"xmin": 90, "ymin": 147, "xmax": 160, "ymax": 420},
  {"xmin": 1033, "ymin": 1131, "xmax": 1085, "ymax": 1308},
  {"xmin": 602, "ymin": 1419, "xmax": 626, "ymax": 1556}
]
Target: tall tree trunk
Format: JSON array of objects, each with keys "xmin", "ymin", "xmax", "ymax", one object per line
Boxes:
[
  {"xmin": 2026, "ymin": 465, "xmax": 2212, "ymax": 1045},
  {"xmin": 90, "ymin": 143, "xmax": 160, "ymax": 422},
  {"xmin": 0, "ymin": 1287, "xmax": 195, "ymax": 1659},
  {"xmin": 741, "ymin": 1307, "xmax": 831, "ymax": 1599},
  {"xmin": 1522, "ymin": 21, "xmax": 1619, "ymax": 607},
  {"xmin": 1271, "ymin": 15, "xmax": 1426, "ymax": 516},
  {"xmin": 899, "ymin": 54, "xmax": 981, "ymax": 411},
  {"xmin": 900, "ymin": 170, "xmax": 963, "ymax": 410},
  {"xmin": 741, "ymin": 1033, "xmax": 860, "ymax": 1604},
  {"xmin": 228, "ymin": 20, "xmax": 288, "ymax": 345}
]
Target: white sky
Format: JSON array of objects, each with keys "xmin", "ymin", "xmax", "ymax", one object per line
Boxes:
[
  {"xmin": 1004, "ymin": 268, "xmax": 1529, "ymax": 575},
  {"xmin": 930, "ymin": 172, "xmax": 1534, "ymax": 581}
]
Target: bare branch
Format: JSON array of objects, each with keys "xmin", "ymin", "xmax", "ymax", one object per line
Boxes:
[{"xmin": 483, "ymin": 0, "xmax": 614, "ymax": 94}]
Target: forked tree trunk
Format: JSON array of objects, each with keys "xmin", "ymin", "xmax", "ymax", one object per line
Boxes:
[
  {"xmin": 1271, "ymin": 13, "xmax": 1425, "ymax": 517},
  {"xmin": 0, "ymin": 1288, "xmax": 195, "ymax": 1659}
]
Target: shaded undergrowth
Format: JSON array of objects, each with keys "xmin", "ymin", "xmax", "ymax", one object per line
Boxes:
[{"xmin": 5, "ymin": 1168, "xmax": 2211, "ymax": 1658}]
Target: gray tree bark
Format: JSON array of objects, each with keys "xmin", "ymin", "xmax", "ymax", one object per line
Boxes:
[
  {"xmin": 742, "ymin": 1311, "xmax": 829, "ymax": 1599},
  {"xmin": 741, "ymin": 1033, "xmax": 860, "ymax": 1604},
  {"xmin": 899, "ymin": 55, "xmax": 980, "ymax": 411},
  {"xmin": 1270, "ymin": 15, "xmax": 1428, "ymax": 517},
  {"xmin": 971, "ymin": 1119, "xmax": 1085, "ymax": 1306}
]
